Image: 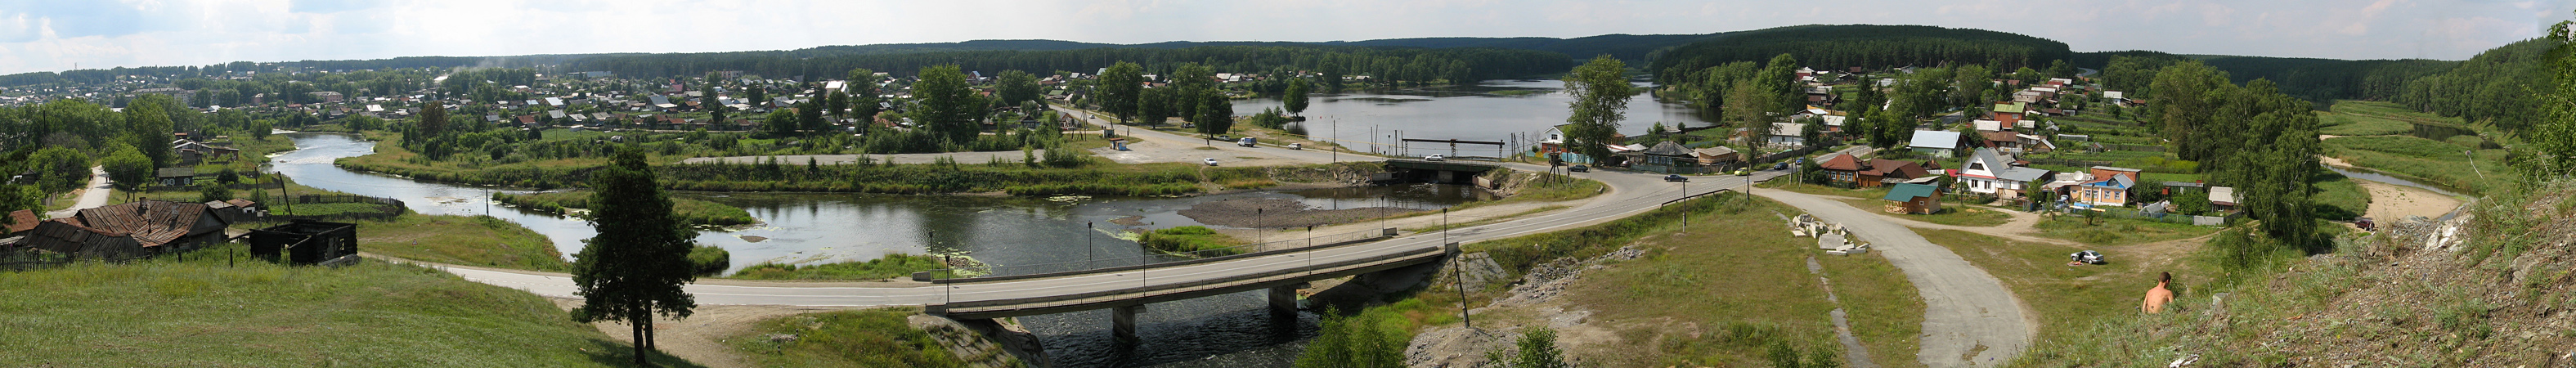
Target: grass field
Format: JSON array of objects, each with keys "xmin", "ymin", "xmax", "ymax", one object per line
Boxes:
[
  {"xmin": 1134, "ymin": 226, "xmax": 1250, "ymax": 257},
  {"xmin": 725, "ymin": 307, "xmax": 972, "ymax": 368},
  {"xmin": 2310, "ymin": 170, "xmax": 2370, "ymax": 221},
  {"xmin": 729, "ymin": 254, "xmax": 949, "ymax": 280},
  {"xmin": 2324, "ymin": 135, "xmax": 2507, "ymax": 195},
  {"xmin": 2035, "ymin": 215, "xmax": 2220, "ymax": 245},
  {"xmin": 1835, "ymin": 198, "xmax": 2013, "ymax": 227},
  {"xmin": 493, "ymin": 191, "xmax": 760, "ymax": 227},
  {"xmin": 0, "ymin": 245, "xmax": 696, "ymax": 367},
  {"xmin": 357, "ymin": 213, "xmax": 571, "ymax": 272},
  {"xmin": 1461, "ymin": 193, "xmax": 1923, "ymax": 366},
  {"xmin": 1913, "ymin": 229, "xmax": 2217, "ymax": 368}
]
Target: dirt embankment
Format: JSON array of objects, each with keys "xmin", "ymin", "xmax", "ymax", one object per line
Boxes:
[{"xmin": 1179, "ymin": 197, "xmax": 1421, "ymax": 229}]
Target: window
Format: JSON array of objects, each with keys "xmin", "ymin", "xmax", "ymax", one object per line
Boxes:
[{"xmin": 1968, "ymin": 163, "xmax": 1985, "ymax": 171}]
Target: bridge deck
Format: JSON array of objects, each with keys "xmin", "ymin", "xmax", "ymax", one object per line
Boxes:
[{"xmin": 931, "ymin": 245, "xmax": 1447, "ymax": 319}]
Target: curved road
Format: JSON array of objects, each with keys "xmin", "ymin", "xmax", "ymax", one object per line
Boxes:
[
  {"xmin": 1757, "ymin": 190, "xmax": 2031, "ymax": 367},
  {"xmin": 433, "ymin": 107, "xmax": 2026, "ymax": 366}
]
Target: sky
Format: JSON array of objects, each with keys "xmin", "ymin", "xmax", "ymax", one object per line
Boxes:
[{"xmin": 0, "ymin": 0, "xmax": 2565, "ymax": 74}]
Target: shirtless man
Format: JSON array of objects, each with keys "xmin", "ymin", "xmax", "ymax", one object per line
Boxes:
[{"xmin": 2142, "ymin": 272, "xmax": 2175, "ymax": 313}]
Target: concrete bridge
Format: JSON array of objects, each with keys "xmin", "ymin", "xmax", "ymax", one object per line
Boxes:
[
  {"xmin": 922, "ymin": 233, "xmax": 1452, "ymax": 340},
  {"xmin": 1378, "ymin": 159, "xmax": 1504, "ymax": 184}
]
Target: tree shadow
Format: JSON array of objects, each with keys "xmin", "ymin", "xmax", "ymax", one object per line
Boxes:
[{"xmin": 578, "ymin": 338, "xmax": 711, "ymax": 368}]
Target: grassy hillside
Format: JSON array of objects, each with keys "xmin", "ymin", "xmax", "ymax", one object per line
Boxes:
[
  {"xmin": 2008, "ymin": 182, "xmax": 2573, "ymax": 366},
  {"xmin": 0, "ymin": 245, "xmax": 695, "ymax": 367},
  {"xmin": 1651, "ymin": 25, "xmax": 2074, "ymax": 76}
]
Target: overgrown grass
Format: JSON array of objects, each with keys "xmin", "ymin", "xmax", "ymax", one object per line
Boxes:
[
  {"xmin": 0, "ymin": 245, "xmax": 699, "ymax": 367},
  {"xmin": 725, "ymin": 307, "xmax": 972, "ymax": 368},
  {"xmin": 1443, "ymin": 173, "xmax": 1605, "ymax": 213},
  {"xmin": 1461, "ymin": 193, "xmax": 1919, "ymax": 366},
  {"xmin": 1836, "ymin": 198, "xmax": 2013, "ymax": 227},
  {"xmin": 493, "ymin": 191, "xmax": 760, "ymax": 227},
  {"xmin": 1134, "ymin": 226, "xmax": 1248, "ymax": 257},
  {"xmin": 2318, "ymin": 110, "xmax": 2416, "ymax": 136},
  {"xmin": 2325, "ymin": 135, "xmax": 2508, "ymax": 195},
  {"xmin": 728, "ymin": 253, "xmax": 948, "ymax": 280},
  {"xmin": 354, "ymin": 213, "xmax": 571, "ymax": 272},
  {"xmin": 2310, "ymin": 171, "xmax": 2370, "ymax": 221},
  {"xmin": 2034, "ymin": 215, "xmax": 2220, "ymax": 245},
  {"xmin": 1914, "ymin": 229, "xmax": 2221, "ymax": 367}
]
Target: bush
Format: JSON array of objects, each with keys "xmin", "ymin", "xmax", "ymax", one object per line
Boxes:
[{"xmin": 687, "ymin": 245, "xmax": 730, "ymax": 276}]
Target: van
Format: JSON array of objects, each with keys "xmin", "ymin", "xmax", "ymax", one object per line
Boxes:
[{"xmin": 1237, "ymin": 137, "xmax": 1258, "ymax": 147}]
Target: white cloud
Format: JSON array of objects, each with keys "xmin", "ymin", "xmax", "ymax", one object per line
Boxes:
[{"xmin": 0, "ymin": 0, "xmax": 2554, "ymax": 74}]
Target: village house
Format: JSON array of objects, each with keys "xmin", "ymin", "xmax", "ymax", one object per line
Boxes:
[
  {"xmin": 18, "ymin": 200, "xmax": 234, "ymax": 258},
  {"xmin": 1692, "ymin": 146, "xmax": 1740, "ymax": 168},
  {"xmin": 2071, "ymin": 166, "xmax": 2144, "ymax": 207},
  {"xmin": 1816, "ymin": 153, "xmax": 1932, "ymax": 188},
  {"xmin": 1908, "ymin": 130, "xmax": 1966, "ymax": 158},
  {"xmin": 1766, "ymin": 123, "xmax": 1810, "ymax": 148},
  {"xmin": 1956, "ymin": 148, "xmax": 2054, "ymax": 200},
  {"xmin": 1624, "ymin": 141, "xmax": 1702, "ymax": 174}
]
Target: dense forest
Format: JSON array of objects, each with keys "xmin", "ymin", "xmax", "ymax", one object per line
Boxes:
[
  {"xmin": 2087, "ymin": 38, "xmax": 2547, "ymax": 133},
  {"xmin": 562, "ymin": 45, "xmax": 1573, "ymax": 85},
  {"xmin": 1649, "ymin": 25, "xmax": 2075, "ymax": 83}
]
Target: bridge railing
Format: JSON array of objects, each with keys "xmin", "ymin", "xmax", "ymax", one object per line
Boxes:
[{"xmin": 922, "ymin": 227, "xmax": 1402, "ymax": 282}]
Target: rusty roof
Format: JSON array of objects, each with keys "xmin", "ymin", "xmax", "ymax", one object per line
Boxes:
[
  {"xmin": 4, "ymin": 209, "xmax": 36, "ymax": 234},
  {"xmin": 73, "ymin": 200, "xmax": 218, "ymax": 248}
]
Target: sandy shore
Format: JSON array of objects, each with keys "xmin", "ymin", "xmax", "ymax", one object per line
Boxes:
[{"xmin": 2354, "ymin": 179, "xmax": 2462, "ymax": 221}]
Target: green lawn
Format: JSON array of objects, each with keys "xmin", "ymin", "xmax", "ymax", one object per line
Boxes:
[
  {"xmin": 0, "ymin": 245, "xmax": 697, "ymax": 367},
  {"xmin": 357, "ymin": 213, "xmax": 571, "ymax": 272}
]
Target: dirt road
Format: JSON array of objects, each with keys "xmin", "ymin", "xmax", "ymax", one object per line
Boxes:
[
  {"xmin": 1758, "ymin": 190, "xmax": 2032, "ymax": 367},
  {"xmin": 44, "ymin": 166, "xmax": 110, "ymax": 218}
]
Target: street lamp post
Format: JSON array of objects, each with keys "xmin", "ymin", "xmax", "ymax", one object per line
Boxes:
[{"xmin": 1446, "ymin": 208, "xmax": 1471, "ymax": 329}]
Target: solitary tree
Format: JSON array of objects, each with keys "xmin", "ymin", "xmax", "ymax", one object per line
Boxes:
[
  {"xmin": 1284, "ymin": 78, "xmax": 1313, "ymax": 116},
  {"xmin": 1563, "ymin": 56, "xmax": 1633, "ymax": 164},
  {"xmin": 570, "ymin": 147, "xmax": 699, "ymax": 366},
  {"xmin": 101, "ymin": 145, "xmax": 152, "ymax": 193}
]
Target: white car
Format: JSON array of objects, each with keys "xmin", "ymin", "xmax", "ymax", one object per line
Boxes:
[
  {"xmin": 1204, "ymin": 158, "xmax": 1219, "ymax": 166},
  {"xmin": 1423, "ymin": 155, "xmax": 1446, "ymax": 161}
]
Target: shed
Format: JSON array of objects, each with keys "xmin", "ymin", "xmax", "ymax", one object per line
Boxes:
[
  {"xmin": 246, "ymin": 220, "xmax": 358, "ymax": 265},
  {"xmin": 157, "ymin": 167, "xmax": 198, "ymax": 186},
  {"xmin": 3, "ymin": 209, "xmax": 37, "ymax": 236},
  {"xmin": 1883, "ymin": 183, "xmax": 1943, "ymax": 214}
]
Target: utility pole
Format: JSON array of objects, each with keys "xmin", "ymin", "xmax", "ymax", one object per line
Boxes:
[
  {"xmin": 1447, "ymin": 208, "xmax": 1470, "ymax": 329},
  {"xmin": 1086, "ymin": 222, "xmax": 1095, "ymax": 270}
]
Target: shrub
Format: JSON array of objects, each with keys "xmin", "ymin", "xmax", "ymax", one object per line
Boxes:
[{"xmin": 687, "ymin": 245, "xmax": 730, "ymax": 276}]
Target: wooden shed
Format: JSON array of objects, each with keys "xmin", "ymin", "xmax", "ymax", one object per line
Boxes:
[
  {"xmin": 246, "ymin": 220, "xmax": 358, "ymax": 265},
  {"xmin": 1883, "ymin": 183, "xmax": 1944, "ymax": 215}
]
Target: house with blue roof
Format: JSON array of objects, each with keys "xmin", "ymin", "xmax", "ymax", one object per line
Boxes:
[{"xmin": 2071, "ymin": 166, "xmax": 2143, "ymax": 207}]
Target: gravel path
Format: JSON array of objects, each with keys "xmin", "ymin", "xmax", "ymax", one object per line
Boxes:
[{"xmin": 1758, "ymin": 190, "xmax": 2032, "ymax": 367}]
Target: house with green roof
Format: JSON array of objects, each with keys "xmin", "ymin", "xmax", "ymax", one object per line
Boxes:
[{"xmin": 1882, "ymin": 183, "xmax": 1943, "ymax": 214}]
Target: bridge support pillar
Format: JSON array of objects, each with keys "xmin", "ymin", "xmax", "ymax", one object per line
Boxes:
[
  {"xmin": 1268, "ymin": 285, "xmax": 1301, "ymax": 318},
  {"xmin": 1111, "ymin": 305, "xmax": 1142, "ymax": 343}
]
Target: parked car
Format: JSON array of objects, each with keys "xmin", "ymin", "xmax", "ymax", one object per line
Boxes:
[
  {"xmin": 1287, "ymin": 143, "xmax": 1303, "ymax": 150},
  {"xmin": 1423, "ymin": 155, "xmax": 1446, "ymax": 161},
  {"xmin": 1238, "ymin": 137, "xmax": 1258, "ymax": 147},
  {"xmin": 1204, "ymin": 158, "xmax": 1218, "ymax": 166},
  {"xmin": 1568, "ymin": 164, "xmax": 1589, "ymax": 173},
  {"xmin": 1665, "ymin": 174, "xmax": 1688, "ymax": 182},
  {"xmin": 1773, "ymin": 162, "xmax": 1789, "ymax": 170}
]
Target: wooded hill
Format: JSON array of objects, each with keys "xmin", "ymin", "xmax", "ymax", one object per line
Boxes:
[{"xmin": 1647, "ymin": 25, "xmax": 2076, "ymax": 79}]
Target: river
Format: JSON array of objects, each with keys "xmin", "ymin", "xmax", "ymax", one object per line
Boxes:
[
  {"xmin": 1232, "ymin": 79, "xmax": 1714, "ymax": 155},
  {"xmin": 268, "ymin": 132, "xmax": 1490, "ymax": 367}
]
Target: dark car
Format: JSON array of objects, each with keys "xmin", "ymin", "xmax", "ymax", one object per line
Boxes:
[
  {"xmin": 1774, "ymin": 162, "xmax": 1789, "ymax": 170},
  {"xmin": 1664, "ymin": 174, "xmax": 1688, "ymax": 182},
  {"xmin": 1568, "ymin": 164, "xmax": 1589, "ymax": 173}
]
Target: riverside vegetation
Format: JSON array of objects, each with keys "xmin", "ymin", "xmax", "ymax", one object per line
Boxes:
[
  {"xmin": 725, "ymin": 307, "xmax": 972, "ymax": 368},
  {"xmin": 0, "ymin": 243, "xmax": 699, "ymax": 366},
  {"xmin": 493, "ymin": 191, "xmax": 759, "ymax": 227}
]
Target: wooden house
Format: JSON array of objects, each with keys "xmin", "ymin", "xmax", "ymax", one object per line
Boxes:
[{"xmin": 1883, "ymin": 183, "xmax": 1943, "ymax": 214}]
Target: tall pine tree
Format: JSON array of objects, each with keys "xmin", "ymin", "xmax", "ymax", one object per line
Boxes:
[{"xmin": 571, "ymin": 147, "xmax": 699, "ymax": 366}]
